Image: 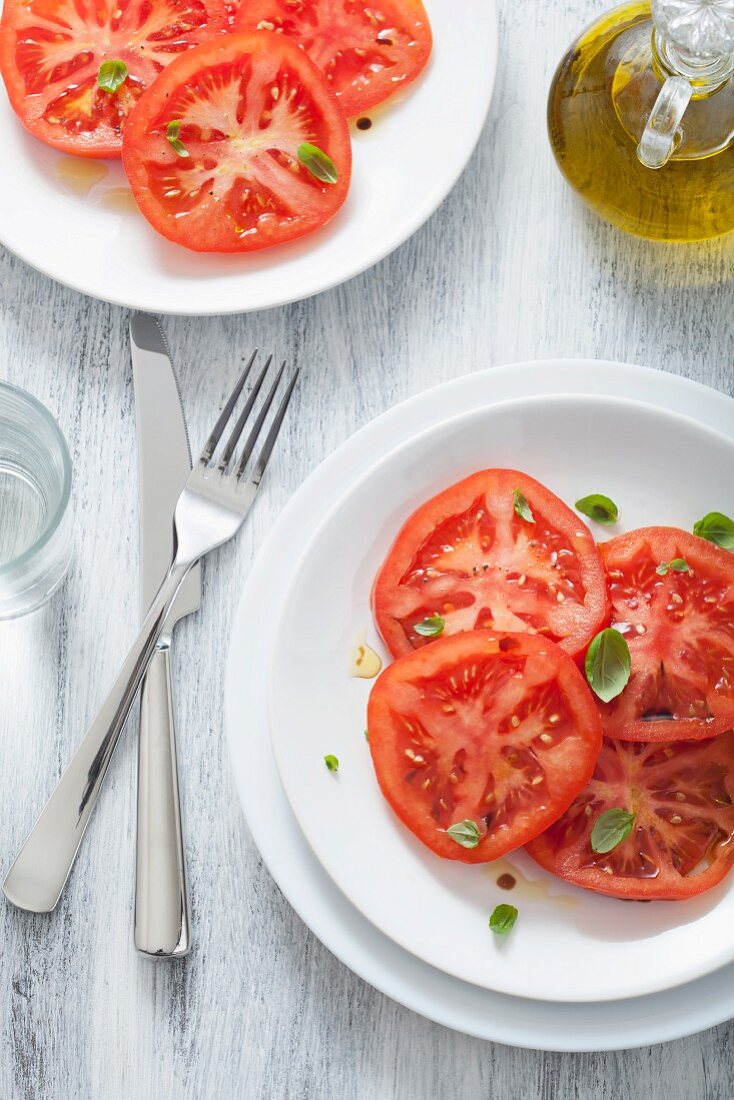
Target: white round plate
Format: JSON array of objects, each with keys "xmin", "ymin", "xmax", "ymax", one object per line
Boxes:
[
  {"xmin": 0, "ymin": 0, "xmax": 496, "ymax": 314},
  {"xmin": 268, "ymin": 393, "xmax": 734, "ymax": 1003},
  {"xmin": 225, "ymin": 360, "xmax": 734, "ymax": 1049}
]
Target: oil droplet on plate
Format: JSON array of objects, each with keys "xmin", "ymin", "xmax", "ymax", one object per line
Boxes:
[
  {"xmin": 98, "ymin": 187, "xmax": 138, "ymax": 214},
  {"xmin": 55, "ymin": 156, "xmax": 109, "ymax": 197},
  {"xmin": 487, "ymin": 858, "xmax": 579, "ymax": 911},
  {"xmin": 349, "ymin": 640, "xmax": 383, "ymax": 679}
]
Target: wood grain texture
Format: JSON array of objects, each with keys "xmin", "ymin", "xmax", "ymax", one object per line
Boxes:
[{"xmin": 2, "ymin": 1, "xmax": 734, "ymax": 1097}]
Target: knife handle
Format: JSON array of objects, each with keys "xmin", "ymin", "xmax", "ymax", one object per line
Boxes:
[
  {"xmin": 3, "ymin": 561, "xmax": 191, "ymax": 914},
  {"xmin": 135, "ymin": 644, "xmax": 190, "ymax": 957}
]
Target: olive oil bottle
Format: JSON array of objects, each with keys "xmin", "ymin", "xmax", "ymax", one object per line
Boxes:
[{"xmin": 549, "ymin": 0, "xmax": 734, "ymax": 240}]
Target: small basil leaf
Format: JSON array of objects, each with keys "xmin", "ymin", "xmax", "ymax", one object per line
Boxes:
[
  {"xmin": 657, "ymin": 558, "xmax": 689, "ymax": 576},
  {"xmin": 585, "ymin": 628, "xmax": 631, "ymax": 703},
  {"xmin": 364, "ymin": 729, "xmax": 369, "ymax": 741},
  {"xmin": 324, "ymin": 754, "xmax": 339, "ymax": 773},
  {"xmin": 693, "ymin": 512, "xmax": 734, "ymax": 550},
  {"xmin": 446, "ymin": 819, "xmax": 480, "ymax": 849},
  {"xmin": 166, "ymin": 119, "xmax": 189, "ymax": 158},
  {"xmin": 489, "ymin": 903, "xmax": 518, "ymax": 936},
  {"xmin": 575, "ymin": 493, "xmax": 618, "ymax": 526},
  {"xmin": 591, "ymin": 808, "xmax": 635, "ymax": 853},
  {"xmin": 297, "ymin": 142, "xmax": 338, "ymax": 184},
  {"xmin": 513, "ymin": 488, "xmax": 535, "ymax": 524},
  {"xmin": 414, "ymin": 614, "xmax": 445, "ymax": 637},
  {"xmin": 97, "ymin": 59, "xmax": 128, "ymax": 93}
]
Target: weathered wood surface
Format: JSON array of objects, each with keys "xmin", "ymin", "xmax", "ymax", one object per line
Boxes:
[{"xmin": 2, "ymin": 1, "xmax": 734, "ymax": 1096}]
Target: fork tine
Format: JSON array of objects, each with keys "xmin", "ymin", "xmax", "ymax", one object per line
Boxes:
[
  {"xmin": 199, "ymin": 349, "xmax": 258, "ymax": 466},
  {"xmin": 247, "ymin": 368, "xmax": 299, "ymax": 487},
  {"xmin": 234, "ymin": 359, "xmax": 287, "ymax": 477},
  {"xmin": 217, "ymin": 354, "xmax": 272, "ymax": 472}
]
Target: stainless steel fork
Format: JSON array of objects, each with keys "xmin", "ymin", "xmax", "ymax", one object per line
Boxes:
[{"xmin": 3, "ymin": 356, "xmax": 298, "ymax": 915}]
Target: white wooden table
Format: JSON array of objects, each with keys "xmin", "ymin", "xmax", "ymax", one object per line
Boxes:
[{"xmin": 2, "ymin": 2, "xmax": 734, "ymax": 1096}]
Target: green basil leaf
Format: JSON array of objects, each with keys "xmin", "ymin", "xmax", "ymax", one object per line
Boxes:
[
  {"xmin": 414, "ymin": 614, "xmax": 445, "ymax": 637},
  {"xmin": 446, "ymin": 819, "xmax": 480, "ymax": 849},
  {"xmin": 575, "ymin": 493, "xmax": 618, "ymax": 526},
  {"xmin": 657, "ymin": 558, "xmax": 689, "ymax": 576},
  {"xmin": 693, "ymin": 512, "xmax": 734, "ymax": 550},
  {"xmin": 489, "ymin": 903, "xmax": 518, "ymax": 936},
  {"xmin": 590, "ymin": 807, "xmax": 635, "ymax": 853},
  {"xmin": 97, "ymin": 59, "xmax": 128, "ymax": 93},
  {"xmin": 585, "ymin": 628, "xmax": 631, "ymax": 702},
  {"xmin": 513, "ymin": 488, "xmax": 535, "ymax": 524},
  {"xmin": 324, "ymin": 754, "xmax": 339, "ymax": 773},
  {"xmin": 297, "ymin": 142, "xmax": 338, "ymax": 184},
  {"xmin": 166, "ymin": 120, "xmax": 189, "ymax": 158}
]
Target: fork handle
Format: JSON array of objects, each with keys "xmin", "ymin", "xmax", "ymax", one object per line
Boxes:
[
  {"xmin": 3, "ymin": 560, "xmax": 192, "ymax": 914},
  {"xmin": 134, "ymin": 644, "xmax": 190, "ymax": 957}
]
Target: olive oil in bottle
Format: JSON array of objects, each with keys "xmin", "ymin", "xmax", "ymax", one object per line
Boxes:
[{"xmin": 548, "ymin": 0, "xmax": 734, "ymax": 241}]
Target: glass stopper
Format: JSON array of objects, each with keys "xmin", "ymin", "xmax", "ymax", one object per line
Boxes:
[{"xmin": 652, "ymin": 0, "xmax": 734, "ymax": 58}]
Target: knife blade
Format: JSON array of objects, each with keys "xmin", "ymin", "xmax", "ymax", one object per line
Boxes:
[{"xmin": 130, "ymin": 313, "xmax": 200, "ymax": 957}]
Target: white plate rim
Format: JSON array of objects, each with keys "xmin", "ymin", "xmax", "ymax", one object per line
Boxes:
[
  {"xmin": 225, "ymin": 358, "xmax": 734, "ymax": 1050},
  {"xmin": 266, "ymin": 389, "xmax": 734, "ymax": 1003},
  {"xmin": 0, "ymin": 0, "xmax": 498, "ymax": 315}
]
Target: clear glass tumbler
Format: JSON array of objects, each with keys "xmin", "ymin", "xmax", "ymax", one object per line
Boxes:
[{"xmin": 0, "ymin": 382, "xmax": 72, "ymax": 618}]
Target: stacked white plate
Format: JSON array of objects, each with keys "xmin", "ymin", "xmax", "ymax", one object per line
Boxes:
[{"xmin": 226, "ymin": 359, "xmax": 734, "ymax": 1051}]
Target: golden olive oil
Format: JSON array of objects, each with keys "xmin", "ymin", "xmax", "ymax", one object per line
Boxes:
[{"xmin": 548, "ymin": 2, "xmax": 734, "ymax": 241}]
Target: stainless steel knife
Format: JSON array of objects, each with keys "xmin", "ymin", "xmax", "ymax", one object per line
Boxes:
[{"xmin": 130, "ymin": 313, "xmax": 200, "ymax": 958}]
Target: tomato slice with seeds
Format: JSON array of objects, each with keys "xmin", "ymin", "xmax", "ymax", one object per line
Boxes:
[
  {"xmin": 598, "ymin": 527, "xmax": 734, "ymax": 742},
  {"xmin": 122, "ymin": 31, "xmax": 351, "ymax": 252},
  {"xmin": 0, "ymin": 0, "xmax": 226, "ymax": 157},
  {"xmin": 232, "ymin": 0, "xmax": 432, "ymax": 116},
  {"xmin": 372, "ymin": 469, "xmax": 610, "ymax": 661},
  {"xmin": 366, "ymin": 630, "xmax": 603, "ymax": 863},
  {"xmin": 526, "ymin": 734, "xmax": 734, "ymax": 899}
]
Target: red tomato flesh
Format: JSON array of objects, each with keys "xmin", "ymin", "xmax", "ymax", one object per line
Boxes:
[
  {"xmin": 0, "ymin": 0, "xmax": 226, "ymax": 156},
  {"xmin": 526, "ymin": 734, "xmax": 734, "ymax": 900},
  {"xmin": 232, "ymin": 0, "xmax": 432, "ymax": 115},
  {"xmin": 367, "ymin": 630, "xmax": 603, "ymax": 863},
  {"xmin": 122, "ymin": 31, "xmax": 351, "ymax": 252},
  {"xmin": 598, "ymin": 527, "xmax": 734, "ymax": 742},
  {"xmin": 372, "ymin": 469, "xmax": 610, "ymax": 661}
]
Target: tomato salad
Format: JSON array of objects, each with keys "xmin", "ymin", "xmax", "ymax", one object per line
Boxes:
[
  {"xmin": 0, "ymin": 0, "xmax": 433, "ymax": 251},
  {"xmin": 363, "ymin": 471, "xmax": 734, "ymax": 907}
]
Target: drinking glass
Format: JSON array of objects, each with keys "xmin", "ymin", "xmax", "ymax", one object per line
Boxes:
[{"xmin": 0, "ymin": 381, "xmax": 72, "ymax": 618}]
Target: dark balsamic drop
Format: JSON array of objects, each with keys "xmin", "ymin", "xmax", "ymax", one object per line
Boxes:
[
  {"xmin": 497, "ymin": 873, "xmax": 517, "ymax": 891},
  {"xmin": 356, "ymin": 117, "xmax": 372, "ymax": 131}
]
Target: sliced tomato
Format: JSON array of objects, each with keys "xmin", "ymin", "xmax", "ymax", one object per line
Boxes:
[
  {"xmin": 372, "ymin": 469, "xmax": 610, "ymax": 661},
  {"xmin": 366, "ymin": 630, "xmax": 603, "ymax": 863},
  {"xmin": 232, "ymin": 0, "xmax": 432, "ymax": 116},
  {"xmin": 0, "ymin": 0, "xmax": 226, "ymax": 157},
  {"xmin": 597, "ymin": 527, "xmax": 734, "ymax": 742},
  {"xmin": 526, "ymin": 734, "xmax": 734, "ymax": 899},
  {"xmin": 122, "ymin": 31, "xmax": 351, "ymax": 252}
]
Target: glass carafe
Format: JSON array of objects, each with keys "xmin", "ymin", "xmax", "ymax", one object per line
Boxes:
[{"xmin": 548, "ymin": 0, "xmax": 734, "ymax": 240}]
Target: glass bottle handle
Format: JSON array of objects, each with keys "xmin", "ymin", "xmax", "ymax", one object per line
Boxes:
[{"xmin": 637, "ymin": 75, "xmax": 693, "ymax": 168}]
